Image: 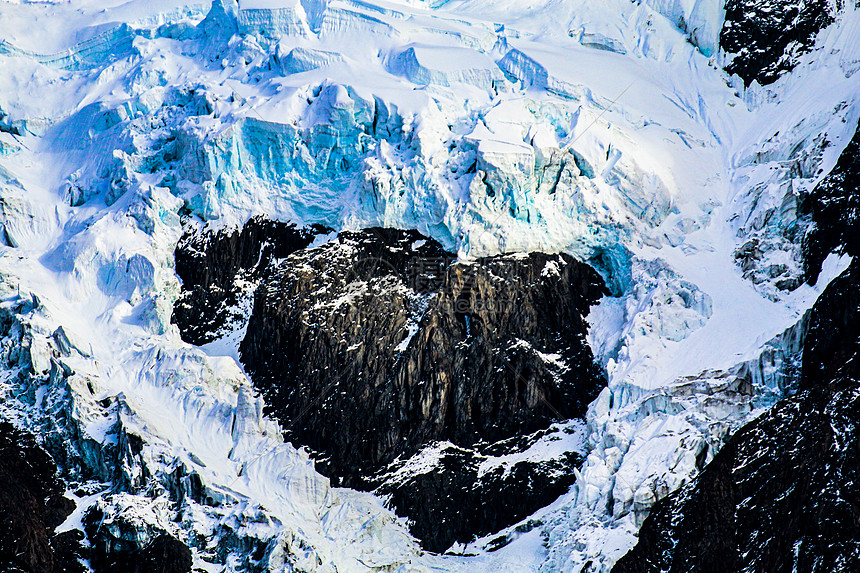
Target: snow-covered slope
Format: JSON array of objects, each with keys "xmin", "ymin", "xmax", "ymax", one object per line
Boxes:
[{"xmin": 0, "ymin": 0, "xmax": 858, "ymax": 571}]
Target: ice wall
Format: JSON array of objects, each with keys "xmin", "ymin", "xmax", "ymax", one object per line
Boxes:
[{"xmin": 637, "ymin": 0, "xmax": 726, "ymax": 56}]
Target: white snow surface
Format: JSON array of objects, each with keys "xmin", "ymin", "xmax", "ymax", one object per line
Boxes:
[{"xmin": 0, "ymin": 0, "xmax": 858, "ymax": 571}]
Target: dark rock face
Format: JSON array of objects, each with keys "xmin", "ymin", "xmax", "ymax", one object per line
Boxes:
[
  {"xmin": 375, "ymin": 426, "xmax": 583, "ymax": 553},
  {"xmin": 721, "ymin": 0, "xmax": 837, "ymax": 86},
  {"xmin": 0, "ymin": 421, "xmax": 79, "ymax": 573},
  {"xmin": 239, "ymin": 228, "xmax": 608, "ymax": 550},
  {"xmin": 801, "ymin": 121, "xmax": 860, "ymax": 284},
  {"xmin": 801, "ymin": 264, "xmax": 860, "ymax": 385},
  {"xmin": 241, "ymin": 228, "xmax": 606, "ymax": 479},
  {"xmin": 128, "ymin": 535, "xmax": 192, "ymax": 573},
  {"xmin": 172, "ymin": 217, "xmax": 327, "ymax": 345},
  {"xmin": 84, "ymin": 503, "xmax": 192, "ymax": 573},
  {"xmin": 614, "ymin": 132, "xmax": 860, "ymax": 573},
  {"xmin": 89, "ymin": 533, "xmax": 192, "ymax": 573}
]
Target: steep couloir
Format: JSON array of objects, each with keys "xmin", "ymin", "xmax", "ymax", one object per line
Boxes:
[
  {"xmin": 613, "ymin": 121, "xmax": 860, "ymax": 573},
  {"xmin": 613, "ymin": 263, "xmax": 860, "ymax": 573}
]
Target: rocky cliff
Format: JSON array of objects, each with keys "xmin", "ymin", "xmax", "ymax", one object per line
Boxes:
[
  {"xmin": 0, "ymin": 421, "xmax": 78, "ymax": 573},
  {"xmin": 721, "ymin": 0, "xmax": 837, "ymax": 86},
  {"xmin": 239, "ymin": 227, "xmax": 608, "ymax": 550},
  {"xmin": 173, "ymin": 217, "xmax": 328, "ymax": 345}
]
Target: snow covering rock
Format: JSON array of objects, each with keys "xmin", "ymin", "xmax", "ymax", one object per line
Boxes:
[
  {"xmin": 725, "ymin": 8, "xmax": 860, "ymax": 301},
  {"xmin": 640, "ymin": 0, "xmax": 725, "ymax": 56},
  {"xmin": 533, "ymin": 313, "xmax": 808, "ymax": 572},
  {"xmin": 387, "ymin": 45, "xmax": 505, "ymax": 90},
  {"xmin": 720, "ymin": 0, "xmax": 839, "ymax": 86},
  {"xmin": 273, "ymin": 46, "xmax": 345, "ymax": 75}
]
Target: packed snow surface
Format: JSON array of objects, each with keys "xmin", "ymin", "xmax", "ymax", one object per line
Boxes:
[{"xmin": 0, "ymin": 0, "xmax": 859, "ymax": 571}]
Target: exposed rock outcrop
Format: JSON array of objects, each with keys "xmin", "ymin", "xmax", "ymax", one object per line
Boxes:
[
  {"xmin": 88, "ymin": 531, "xmax": 192, "ymax": 573},
  {"xmin": 721, "ymin": 0, "xmax": 837, "ymax": 86},
  {"xmin": 800, "ymin": 121, "xmax": 860, "ymax": 284},
  {"xmin": 0, "ymin": 421, "xmax": 79, "ymax": 573},
  {"xmin": 172, "ymin": 217, "xmax": 328, "ymax": 345},
  {"xmin": 120, "ymin": 535, "xmax": 192, "ymax": 573},
  {"xmin": 374, "ymin": 425, "xmax": 584, "ymax": 553},
  {"xmin": 239, "ymin": 228, "xmax": 608, "ymax": 550}
]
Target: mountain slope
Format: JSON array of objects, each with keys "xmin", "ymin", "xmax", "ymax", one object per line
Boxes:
[{"xmin": 0, "ymin": 0, "xmax": 857, "ymax": 572}]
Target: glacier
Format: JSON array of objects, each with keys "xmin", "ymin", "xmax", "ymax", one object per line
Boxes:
[{"xmin": 0, "ymin": 0, "xmax": 858, "ymax": 571}]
